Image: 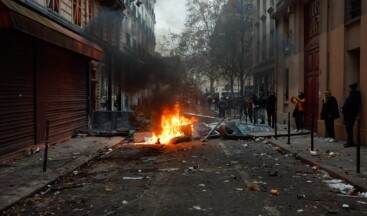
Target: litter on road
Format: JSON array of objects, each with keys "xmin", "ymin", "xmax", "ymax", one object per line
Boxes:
[{"xmin": 123, "ymin": 177, "xmax": 145, "ymax": 180}]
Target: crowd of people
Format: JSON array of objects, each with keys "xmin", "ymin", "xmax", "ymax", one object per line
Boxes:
[
  {"xmin": 206, "ymin": 91, "xmax": 277, "ymax": 128},
  {"xmin": 205, "ymin": 82, "xmax": 361, "ymax": 148}
]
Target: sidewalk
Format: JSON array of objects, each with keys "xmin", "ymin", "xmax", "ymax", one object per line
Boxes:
[
  {"xmin": 267, "ymin": 130, "xmax": 367, "ymax": 191},
  {"xmin": 0, "ymin": 136, "xmax": 124, "ymax": 211}
]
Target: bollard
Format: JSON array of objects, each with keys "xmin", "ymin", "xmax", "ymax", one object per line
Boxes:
[
  {"xmin": 43, "ymin": 120, "xmax": 50, "ymax": 172},
  {"xmin": 274, "ymin": 107, "xmax": 278, "ymax": 140},
  {"xmin": 287, "ymin": 112, "xmax": 290, "ymax": 144},
  {"xmin": 357, "ymin": 116, "xmax": 361, "ymax": 173},
  {"xmin": 311, "ymin": 113, "xmax": 314, "ymax": 151}
]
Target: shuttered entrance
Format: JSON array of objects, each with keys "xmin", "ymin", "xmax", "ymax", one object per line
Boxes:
[
  {"xmin": 0, "ymin": 31, "xmax": 35, "ymax": 156},
  {"xmin": 38, "ymin": 44, "xmax": 88, "ymax": 144}
]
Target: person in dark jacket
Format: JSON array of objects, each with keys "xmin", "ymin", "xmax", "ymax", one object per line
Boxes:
[
  {"xmin": 320, "ymin": 91, "xmax": 340, "ymax": 143},
  {"xmin": 266, "ymin": 92, "xmax": 276, "ymax": 128},
  {"xmin": 341, "ymin": 83, "xmax": 361, "ymax": 148},
  {"xmin": 218, "ymin": 97, "xmax": 228, "ymax": 119}
]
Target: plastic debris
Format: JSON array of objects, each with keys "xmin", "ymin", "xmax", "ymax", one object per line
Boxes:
[
  {"xmin": 324, "ymin": 179, "xmax": 354, "ymax": 194},
  {"xmin": 143, "ymin": 157, "xmax": 156, "ymax": 163},
  {"xmin": 342, "ymin": 204, "xmax": 349, "ymax": 208},
  {"xmin": 105, "ymin": 148, "xmax": 113, "ymax": 155},
  {"xmin": 192, "ymin": 206, "xmax": 202, "ymax": 211},
  {"xmin": 297, "ymin": 209, "xmax": 304, "ymax": 213},
  {"xmin": 123, "ymin": 176, "xmax": 144, "ymax": 180},
  {"xmin": 122, "ymin": 200, "xmax": 128, "ymax": 205},
  {"xmin": 199, "ymin": 184, "xmax": 205, "ymax": 187},
  {"xmin": 310, "ymin": 151, "xmax": 317, "ymax": 156}
]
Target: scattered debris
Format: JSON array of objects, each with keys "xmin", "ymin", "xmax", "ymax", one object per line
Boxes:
[
  {"xmin": 41, "ymin": 183, "xmax": 84, "ymax": 195},
  {"xmin": 105, "ymin": 188, "xmax": 113, "ymax": 192},
  {"xmin": 247, "ymin": 183, "xmax": 260, "ymax": 191},
  {"xmin": 143, "ymin": 157, "xmax": 156, "ymax": 163},
  {"xmin": 271, "ymin": 189, "xmax": 280, "ymax": 195},
  {"xmin": 122, "ymin": 200, "xmax": 128, "ymax": 205},
  {"xmin": 123, "ymin": 177, "xmax": 144, "ymax": 180},
  {"xmin": 297, "ymin": 209, "xmax": 304, "ymax": 213},
  {"xmin": 309, "ymin": 151, "xmax": 317, "ymax": 156},
  {"xmin": 268, "ymin": 170, "xmax": 279, "ymax": 177},
  {"xmin": 192, "ymin": 206, "xmax": 202, "ymax": 211},
  {"xmin": 297, "ymin": 194, "xmax": 306, "ymax": 199},
  {"xmin": 159, "ymin": 168, "xmax": 179, "ymax": 172},
  {"xmin": 312, "ymin": 166, "xmax": 320, "ymax": 171},
  {"xmin": 324, "ymin": 179, "xmax": 354, "ymax": 194},
  {"xmin": 342, "ymin": 204, "xmax": 350, "ymax": 209}
]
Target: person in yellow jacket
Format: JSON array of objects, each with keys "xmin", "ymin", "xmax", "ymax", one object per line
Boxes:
[{"xmin": 291, "ymin": 92, "xmax": 306, "ymax": 132}]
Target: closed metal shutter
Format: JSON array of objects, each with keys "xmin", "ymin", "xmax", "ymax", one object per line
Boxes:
[
  {"xmin": 0, "ymin": 31, "xmax": 35, "ymax": 156},
  {"xmin": 40, "ymin": 45, "xmax": 88, "ymax": 144}
]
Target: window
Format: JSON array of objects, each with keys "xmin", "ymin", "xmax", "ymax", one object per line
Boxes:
[
  {"xmin": 306, "ymin": 0, "xmax": 320, "ymax": 40},
  {"xmin": 73, "ymin": 0, "xmax": 82, "ymax": 26},
  {"xmin": 86, "ymin": 0, "xmax": 94, "ymax": 24},
  {"xmin": 345, "ymin": 0, "xmax": 361, "ymax": 21},
  {"xmin": 284, "ymin": 69, "xmax": 289, "ymax": 101},
  {"xmin": 46, "ymin": 0, "xmax": 59, "ymax": 12}
]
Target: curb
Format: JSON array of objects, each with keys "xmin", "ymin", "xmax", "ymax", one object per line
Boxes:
[{"xmin": 267, "ymin": 139, "xmax": 367, "ymax": 192}]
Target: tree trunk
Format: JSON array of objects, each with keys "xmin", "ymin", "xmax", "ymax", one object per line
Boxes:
[
  {"xmin": 230, "ymin": 79, "xmax": 234, "ymax": 94},
  {"xmin": 240, "ymin": 76, "xmax": 244, "ymax": 97},
  {"xmin": 210, "ymin": 78, "xmax": 215, "ymax": 95}
]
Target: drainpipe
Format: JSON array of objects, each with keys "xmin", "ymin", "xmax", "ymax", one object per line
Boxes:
[{"xmin": 326, "ymin": 0, "xmax": 330, "ymax": 91}]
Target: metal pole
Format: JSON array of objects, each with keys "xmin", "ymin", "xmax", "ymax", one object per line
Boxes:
[
  {"xmin": 274, "ymin": 101, "xmax": 278, "ymax": 139},
  {"xmin": 357, "ymin": 116, "xmax": 361, "ymax": 173},
  {"xmin": 43, "ymin": 120, "xmax": 50, "ymax": 172},
  {"xmin": 287, "ymin": 112, "xmax": 290, "ymax": 144},
  {"xmin": 311, "ymin": 113, "xmax": 314, "ymax": 151}
]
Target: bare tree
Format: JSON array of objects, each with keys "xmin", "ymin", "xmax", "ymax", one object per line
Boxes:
[
  {"xmin": 212, "ymin": 0, "xmax": 254, "ymax": 96},
  {"xmin": 178, "ymin": 0, "xmax": 227, "ymax": 94}
]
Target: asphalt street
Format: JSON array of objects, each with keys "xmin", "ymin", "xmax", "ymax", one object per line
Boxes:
[{"xmin": 4, "ymin": 139, "xmax": 367, "ymax": 216}]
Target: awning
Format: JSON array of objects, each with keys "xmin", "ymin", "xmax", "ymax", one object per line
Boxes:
[{"xmin": 0, "ymin": 0, "xmax": 104, "ymax": 61}]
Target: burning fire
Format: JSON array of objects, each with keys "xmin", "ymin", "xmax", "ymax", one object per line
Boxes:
[{"xmin": 148, "ymin": 104, "xmax": 196, "ymax": 144}]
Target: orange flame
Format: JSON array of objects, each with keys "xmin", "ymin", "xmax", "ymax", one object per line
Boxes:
[{"xmin": 148, "ymin": 104, "xmax": 196, "ymax": 144}]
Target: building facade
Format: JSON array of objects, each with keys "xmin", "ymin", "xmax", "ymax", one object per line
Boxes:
[
  {"xmin": 267, "ymin": 0, "xmax": 367, "ymax": 145},
  {"xmin": 0, "ymin": 0, "xmax": 156, "ymax": 156},
  {"xmin": 253, "ymin": 0, "xmax": 276, "ymax": 96}
]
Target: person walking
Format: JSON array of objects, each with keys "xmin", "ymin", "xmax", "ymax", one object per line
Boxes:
[
  {"xmin": 320, "ymin": 91, "xmax": 340, "ymax": 143},
  {"xmin": 252, "ymin": 94, "xmax": 259, "ymax": 125},
  {"xmin": 245, "ymin": 96, "xmax": 253, "ymax": 123},
  {"xmin": 218, "ymin": 97, "xmax": 228, "ymax": 119},
  {"xmin": 341, "ymin": 83, "xmax": 361, "ymax": 148},
  {"xmin": 291, "ymin": 92, "xmax": 306, "ymax": 132},
  {"xmin": 266, "ymin": 92, "xmax": 276, "ymax": 128},
  {"xmin": 258, "ymin": 94, "xmax": 266, "ymax": 124}
]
